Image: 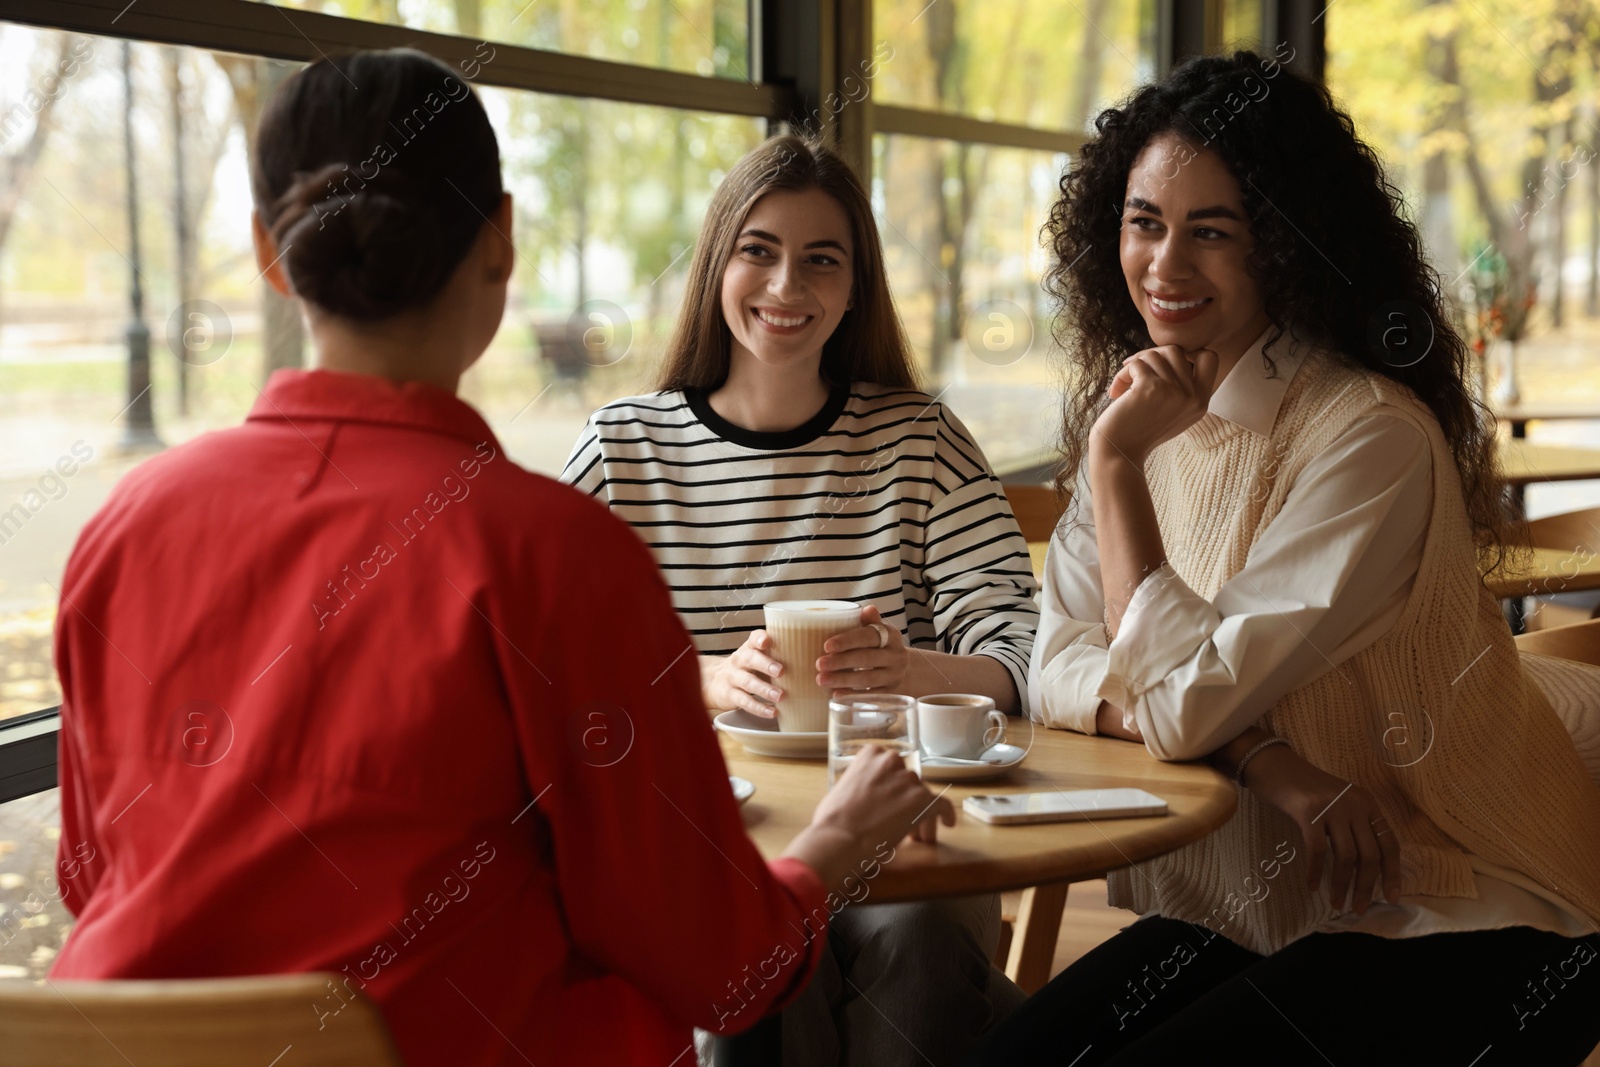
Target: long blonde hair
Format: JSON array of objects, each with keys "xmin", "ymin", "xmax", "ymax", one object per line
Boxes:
[{"xmin": 655, "ymin": 135, "xmax": 920, "ymax": 392}]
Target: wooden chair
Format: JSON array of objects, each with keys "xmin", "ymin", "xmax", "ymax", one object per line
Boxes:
[
  {"xmin": 1527, "ymin": 506, "xmax": 1600, "ymax": 558},
  {"xmin": 0, "ymin": 972, "xmax": 405, "ymax": 1067},
  {"xmin": 1515, "ymin": 616, "xmax": 1600, "ymax": 662},
  {"xmin": 1003, "ymin": 484, "xmax": 1068, "ymax": 544},
  {"xmin": 1524, "ymin": 506, "xmax": 1600, "ymax": 629},
  {"xmin": 1515, "ymin": 618, "xmax": 1600, "ymax": 791}
]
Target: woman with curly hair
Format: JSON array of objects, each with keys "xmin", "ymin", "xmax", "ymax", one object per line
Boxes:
[{"xmin": 971, "ymin": 50, "xmax": 1600, "ymax": 1065}]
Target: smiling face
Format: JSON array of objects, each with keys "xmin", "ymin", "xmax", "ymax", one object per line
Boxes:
[
  {"xmin": 719, "ymin": 187, "xmax": 855, "ymax": 376},
  {"xmin": 1120, "ymin": 131, "xmax": 1269, "ymax": 360}
]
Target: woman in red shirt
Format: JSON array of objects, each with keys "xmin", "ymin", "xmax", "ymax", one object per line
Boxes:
[{"xmin": 49, "ymin": 48, "xmax": 951, "ymax": 1067}]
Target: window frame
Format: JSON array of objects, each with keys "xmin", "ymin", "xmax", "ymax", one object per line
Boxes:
[
  {"xmin": 0, "ymin": 0, "xmax": 1323, "ymax": 799},
  {"xmin": 0, "ymin": 707, "xmax": 62, "ymax": 805}
]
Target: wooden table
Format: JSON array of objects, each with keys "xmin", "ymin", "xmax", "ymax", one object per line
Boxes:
[
  {"xmin": 1495, "ymin": 404, "xmax": 1600, "ymax": 438},
  {"xmin": 1002, "ymin": 440, "xmax": 1600, "ymax": 488},
  {"xmin": 1017, "ymin": 441, "xmax": 1600, "ymax": 628},
  {"xmin": 721, "ymin": 727, "xmax": 1235, "ymax": 992},
  {"xmin": 1499, "ymin": 440, "xmax": 1600, "ymax": 487},
  {"xmin": 1487, "ymin": 547, "xmax": 1600, "ymax": 599},
  {"xmin": 1033, "ymin": 541, "xmax": 1600, "ymax": 600}
]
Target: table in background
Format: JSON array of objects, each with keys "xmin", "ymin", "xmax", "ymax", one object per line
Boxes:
[
  {"xmin": 721, "ymin": 727, "xmax": 1235, "ymax": 993},
  {"xmin": 1499, "ymin": 439, "xmax": 1600, "ymax": 487},
  {"xmin": 1495, "ymin": 404, "xmax": 1600, "ymax": 440},
  {"xmin": 1029, "ymin": 542, "xmax": 1600, "ymax": 601}
]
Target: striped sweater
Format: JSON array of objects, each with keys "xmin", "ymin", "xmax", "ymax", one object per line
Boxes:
[{"xmin": 560, "ymin": 381, "xmax": 1039, "ymax": 700}]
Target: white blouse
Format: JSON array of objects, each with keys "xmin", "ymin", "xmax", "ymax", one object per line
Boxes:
[{"xmin": 1029, "ymin": 332, "xmax": 1593, "ymax": 941}]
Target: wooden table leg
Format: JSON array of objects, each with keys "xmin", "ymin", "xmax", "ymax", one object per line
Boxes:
[{"xmin": 1004, "ymin": 882, "xmax": 1070, "ymax": 994}]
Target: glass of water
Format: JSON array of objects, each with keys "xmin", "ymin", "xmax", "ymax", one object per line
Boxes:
[{"xmin": 828, "ymin": 694, "xmax": 920, "ymax": 786}]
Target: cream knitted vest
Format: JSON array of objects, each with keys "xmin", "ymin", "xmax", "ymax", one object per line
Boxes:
[{"xmin": 1106, "ymin": 347, "xmax": 1600, "ymax": 954}]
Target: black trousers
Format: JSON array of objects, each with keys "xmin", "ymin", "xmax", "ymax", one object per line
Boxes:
[{"xmin": 967, "ymin": 916, "xmax": 1600, "ymax": 1066}]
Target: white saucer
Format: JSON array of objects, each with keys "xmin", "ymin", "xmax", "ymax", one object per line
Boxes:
[
  {"xmin": 715, "ymin": 710, "xmax": 829, "ymax": 759},
  {"xmin": 918, "ymin": 743, "xmax": 1028, "ymax": 782},
  {"xmin": 730, "ymin": 776, "xmax": 756, "ymax": 805}
]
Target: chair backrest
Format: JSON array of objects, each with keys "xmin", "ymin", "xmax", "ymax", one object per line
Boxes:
[
  {"xmin": 1516, "ymin": 620, "xmax": 1600, "ymax": 788},
  {"xmin": 1514, "ymin": 617, "xmax": 1600, "ymax": 663},
  {"xmin": 0, "ymin": 972, "xmax": 405, "ymax": 1067},
  {"xmin": 1526, "ymin": 506, "xmax": 1600, "ymax": 554},
  {"xmin": 1004, "ymin": 484, "xmax": 1068, "ymax": 543}
]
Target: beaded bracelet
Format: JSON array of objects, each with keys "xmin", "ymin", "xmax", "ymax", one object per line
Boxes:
[{"xmin": 1234, "ymin": 736, "xmax": 1292, "ymax": 786}]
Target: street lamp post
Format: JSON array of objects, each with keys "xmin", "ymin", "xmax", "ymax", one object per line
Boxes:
[{"xmin": 120, "ymin": 39, "xmax": 161, "ymax": 451}]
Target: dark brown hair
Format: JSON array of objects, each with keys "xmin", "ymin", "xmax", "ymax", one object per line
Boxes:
[
  {"xmin": 1044, "ymin": 51, "xmax": 1516, "ymax": 569},
  {"xmin": 251, "ymin": 49, "xmax": 503, "ymax": 320},
  {"xmin": 654, "ymin": 135, "xmax": 919, "ymax": 392}
]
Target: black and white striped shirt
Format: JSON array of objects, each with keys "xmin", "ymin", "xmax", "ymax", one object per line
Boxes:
[{"xmin": 560, "ymin": 381, "xmax": 1039, "ymax": 701}]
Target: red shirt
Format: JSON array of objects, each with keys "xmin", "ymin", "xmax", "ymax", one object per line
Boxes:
[{"xmin": 52, "ymin": 369, "xmax": 829, "ymax": 1066}]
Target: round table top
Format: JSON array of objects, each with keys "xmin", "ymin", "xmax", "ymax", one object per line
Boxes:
[{"xmin": 721, "ymin": 724, "xmax": 1237, "ymax": 902}]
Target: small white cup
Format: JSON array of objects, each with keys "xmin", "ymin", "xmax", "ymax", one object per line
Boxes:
[{"xmin": 917, "ymin": 694, "xmax": 1006, "ymax": 760}]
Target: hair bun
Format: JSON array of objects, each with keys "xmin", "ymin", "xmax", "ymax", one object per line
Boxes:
[
  {"xmin": 274, "ymin": 167, "xmax": 455, "ymax": 321},
  {"xmin": 252, "ymin": 51, "xmax": 503, "ymax": 321}
]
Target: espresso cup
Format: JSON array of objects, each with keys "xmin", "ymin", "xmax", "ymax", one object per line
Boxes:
[
  {"xmin": 763, "ymin": 600, "xmax": 861, "ymax": 733},
  {"xmin": 917, "ymin": 694, "xmax": 1006, "ymax": 760}
]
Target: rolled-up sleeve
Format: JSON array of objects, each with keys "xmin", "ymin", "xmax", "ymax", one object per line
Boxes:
[{"xmin": 1031, "ymin": 412, "xmax": 1433, "ymax": 760}]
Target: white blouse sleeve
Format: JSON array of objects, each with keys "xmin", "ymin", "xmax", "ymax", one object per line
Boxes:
[
  {"xmin": 1029, "ymin": 410, "xmax": 1434, "ymax": 761},
  {"xmin": 1027, "ymin": 463, "xmax": 1115, "ymax": 735}
]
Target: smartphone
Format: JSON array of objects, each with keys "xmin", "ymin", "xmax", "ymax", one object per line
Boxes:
[{"xmin": 963, "ymin": 789, "xmax": 1168, "ymax": 825}]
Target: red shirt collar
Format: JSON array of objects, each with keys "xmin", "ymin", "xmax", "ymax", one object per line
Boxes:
[{"xmin": 248, "ymin": 368, "xmax": 501, "ymax": 450}]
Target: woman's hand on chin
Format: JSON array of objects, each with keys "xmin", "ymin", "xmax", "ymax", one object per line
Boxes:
[
  {"xmin": 817, "ymin": 605, "xmax": 910, "ymax": 696},
  {"xmin": 1091, "ymin": 345, "xmax": 1220, "ymax": 467},
  {"xmin": 701, "ymin": 631, "xmax": 785, "ymax": 717}
]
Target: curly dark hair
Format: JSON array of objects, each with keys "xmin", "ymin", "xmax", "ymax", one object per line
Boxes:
[{"xmin": 1045, "ymin": 50, "xmax": 1517, "ymax": 570}]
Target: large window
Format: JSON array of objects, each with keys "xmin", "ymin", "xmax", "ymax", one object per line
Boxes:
[
  {"xmin": 1327, "ymin": 0, "xmax": 1600, "ymax": 526},
  {"xmin": 0, "ymin": 22, "xmax": 763, "ymax": 722},
  {"xmin": 0, "ymin": 2, "xmax": 1164, "ymax": 724},
  {"xmin": 874, "ymin": 134, "xmax": 1069, "ymax": 470},
  {"xmin": 269, "ymin": 0, "xmax": 752, "ymax": 79},
  {"xmin": 872, "ymin": 0, "xmax": 1153, "ymax": 131},
  {"xmin": 863, "ymin": 0, "xmax": 1157, "ymax": 477}
]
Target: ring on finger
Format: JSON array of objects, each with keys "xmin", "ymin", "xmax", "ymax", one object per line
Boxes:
[{"xmin": 870, "ymin": 622, "xmax": 889, "ymax": 648}]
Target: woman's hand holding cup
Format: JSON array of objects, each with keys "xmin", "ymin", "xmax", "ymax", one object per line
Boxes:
[
  {"xmin": 816, "ymin": 605, "xmax": 909, "ymax": 695},
  {"xmin": 701, "ymin": 630, "xmax": 786, "ymax": 718}
]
